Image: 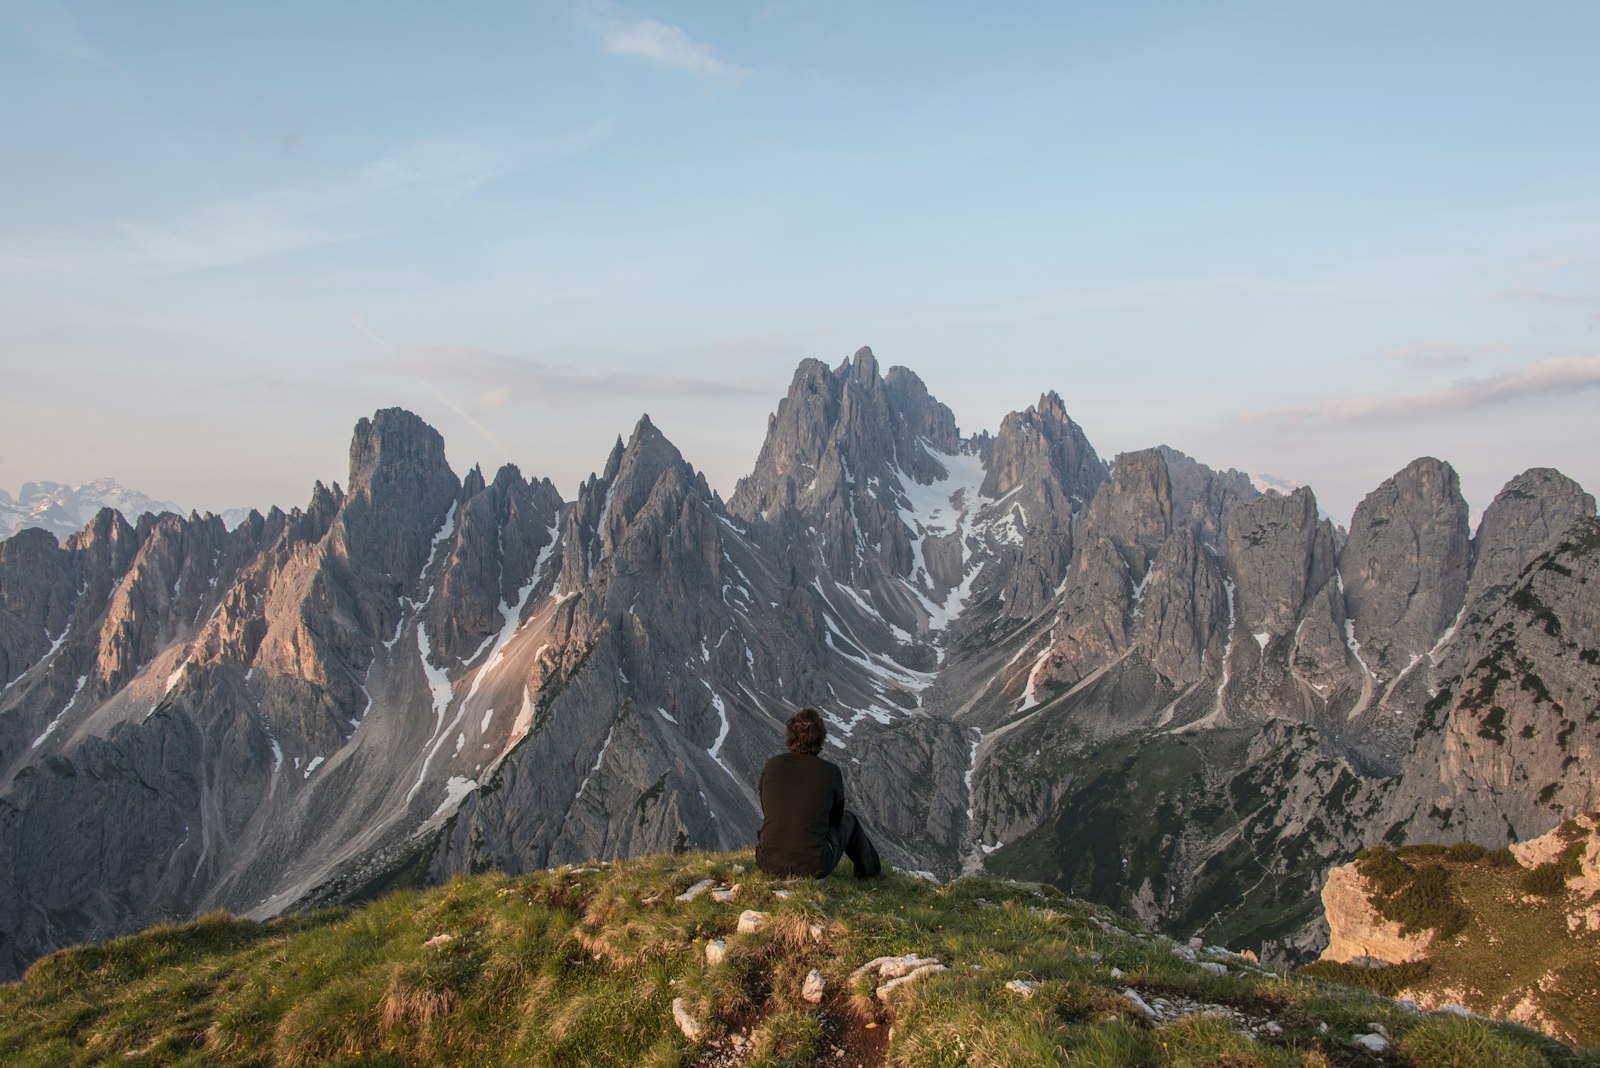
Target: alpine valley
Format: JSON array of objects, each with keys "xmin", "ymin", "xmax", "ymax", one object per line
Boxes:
[{"xmin": 2, "ymin": 348, "xmax": 1596, "ymax": 982}]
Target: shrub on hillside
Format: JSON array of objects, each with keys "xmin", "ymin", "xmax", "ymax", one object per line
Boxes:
[
  {"xmin": 1445, "ymin": 842, "xmax": 1487, "ymax": 862},
  {"xmin": 1298, "ymin": 959, "xmax": 1432, "ymax": 997},
  {"xmin": 1356, "ymin": 846, "xmax": 1413, "ymax": 896},
  {"xmin": 1521, "ymin": 863, "xmax": 1568, "ymax": 897},
  {"xmin": 1381, "ymin": 864, "xmax": 1470, "ymax": 939},
  {"xmin": 1482, "ymin": 847, "xmax": 1518, "ymax": 868}
]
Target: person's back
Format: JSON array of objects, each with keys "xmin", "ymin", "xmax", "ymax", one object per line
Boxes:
[
  {"xmin": 755, "ymin": 751, "xmax": 844, "ymax": 876},
  {"xmin": 754, "ymin": 707, "xmax": 883, "ymax": 880}
]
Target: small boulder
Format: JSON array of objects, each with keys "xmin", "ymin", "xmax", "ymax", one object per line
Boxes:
[
  {"xmin": 802, "ymin": 969, "xmax": 825, "ymax": 1003},
  {"xmin": 672, "ymin": 997, "xmax": 703, "ymax": 1041},
  {"xmin": 1353, "ymin": 1033, "xmax": 1390, "ymax": 1054},
  {"xmin": 737, "ymin": 910, "xmax": 768, "ymax": 935},
  {"xmin": 705, "ymin": 939, "xmax": 728, "ymax": 966},
  {"xmin": 676, "ymin": 879, "xmax": 716, "ymax": 903},
  {"xmin": 1005, "ymin": 979, "xmax": 1039, "ymax": 999}
]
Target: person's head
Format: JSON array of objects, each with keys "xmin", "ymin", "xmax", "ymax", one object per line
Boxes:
[{"xmin": 785, "ymin": 707, "xmax": 826, "ymax": 755}]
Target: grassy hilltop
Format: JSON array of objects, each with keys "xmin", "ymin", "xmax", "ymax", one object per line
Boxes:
[{"xmin": 1, "ymin": 851, "xmax": 1593, "ymax": 1067}]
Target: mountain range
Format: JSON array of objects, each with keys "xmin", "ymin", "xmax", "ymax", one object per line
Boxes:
[
  {"xmin": 1, "ymin": 347, "xmax": 1595, "ymax": 981},
  {"xmin": 0, "ymin": 480, "xmax": 184, "ymax": 543}
]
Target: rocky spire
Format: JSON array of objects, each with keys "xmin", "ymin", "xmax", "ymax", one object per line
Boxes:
[
  {"xmin": 336, "ymin": 408, "xmax": 460, "ymax": 587},
  {"xmin": 1339, "ymin": 457, "xmax": 1470, "ymax": 679}
]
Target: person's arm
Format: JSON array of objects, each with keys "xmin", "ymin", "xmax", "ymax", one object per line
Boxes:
[{"xmin": 829, "ymin": 764, "xmax": 845, "ymax": 827}]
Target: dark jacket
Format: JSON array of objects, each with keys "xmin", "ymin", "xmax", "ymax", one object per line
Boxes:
[{"xmin": 755, "ymin": 752, "xmax": 844, "ymax": 877}]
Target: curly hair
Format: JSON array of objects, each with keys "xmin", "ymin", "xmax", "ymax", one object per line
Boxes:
[{"xmin": 785, "ymin": 707, "xmax": 827, "ymax": 755}]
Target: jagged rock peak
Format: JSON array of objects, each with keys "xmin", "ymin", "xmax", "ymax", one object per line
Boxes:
[
  {"xmin": 461, "ymin": 464, "xmax": 487, "ymax": 500},
  {"xmin": 1340, "ymin": 456, "xmax": 1469, "ymax": 678},
  {"xmin": 336, "ymin": 409, "xmax": 459, "ymax": 584},
  {"xmin": 842, "ymin": 345, "xmax": 879, "ymax": 385},
  {"xmin": 1466, "ymin": 468, "xmax": 1595, "ymax": 611},
  {"xmin": 980, "ymin": 390, "xmax": 1104, "ymax": 501},
  {"xmin": 348, "ymin": 408, "xmax": 451, "ymax": 497},
  {"xmin": 884, "ymin": 365, "xmax": 960, "ymax": 452},
  {"xmin": 616, "ymin": 415, "xmax": 690, "ymax": 491},
  {"xmin": 64, "ymin": 507, "xmax": 136, "ymax": 553}
]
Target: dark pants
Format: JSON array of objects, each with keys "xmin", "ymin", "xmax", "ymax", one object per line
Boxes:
[{"xmin": 824, "ymin": 810, "xmax": 883, "ymax": 878}]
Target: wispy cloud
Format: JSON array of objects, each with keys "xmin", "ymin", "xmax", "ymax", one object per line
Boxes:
[
  {"xmin": 1247, "ymin": 356, "xmax": 1600, "ymax": 425},
  {"xmin": 579, "ymin": 4, "xmax": 748, "ymax": 81},
  {"xmin": 0, "ymin": 127, "xmax": 605, "ymax": 278},
  {"xmin": 1478, "ymin": 287, "xmax": 1594, "ymax": 307},
  {"xmin": 387, "ymin": 344, "xmax": 771, "ymax": 405},
  {"xmin": 1384, "ymin": 341, "xmax": 1505, "ymax": 370},
  {"xmin": 352, "ymin": 320, "xmax": 507, "ymax": 453}
]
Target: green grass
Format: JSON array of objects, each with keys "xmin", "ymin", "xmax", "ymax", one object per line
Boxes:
[{"xmin": 0, "ymin": 850, "xmax": 1593, "ymax": 1066}]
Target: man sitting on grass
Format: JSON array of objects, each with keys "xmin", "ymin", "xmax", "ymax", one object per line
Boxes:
[{"xmin": 755, "ymin": 707, "xmax": 884, "ymax": 879}]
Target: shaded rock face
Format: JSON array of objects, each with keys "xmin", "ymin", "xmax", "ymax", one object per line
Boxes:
[
  {"xmin": 980, "ymin": 392, "xmax": 1107, "ymax": 619},
  {"xmin": 1, "ymin": 352, "xmax": 1596, "ymax": 981},
  {"xmin": 1340, "ymin": 457, "xmax": 1470, "ymax": 681},
  {"xmin": 1386, "ymin": 517, "xmax": 1600, "ymax": 844}
]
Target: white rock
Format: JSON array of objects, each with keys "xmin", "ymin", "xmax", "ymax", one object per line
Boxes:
[
  {"xmin": 1353, "ymin": 1033, "xmax": 1390, "ymax": 1054},
  {"xmin": 803, "ymin": 969, "xmax": 826, "ymax": 1003},
  {"xmin": 772, "ymin": 889, "xmax": 791, "ymax": 900},
  {"xmin": 1199, "ymin": 962, "xmax": 1228, "ymax": 976},
  {"xmin": 876, "ymin": 963, "xmax": 947, "ymax": 999},
  {"xmin": 1366, "ymin": 1022, "xmax": 1390, "ymax": 1038},
  {"xmin": 1005, "ymin": 979, "xmax": 1039, "ymax": 999},
  {"xmin": 676, "ymin": 879, "xmax": 716, "ymax": 903},
  {"xmin": 737, "ymin": 910, "xmax": 768, "ymax": 935},
  {"xmin": 705, "ymin": 939, "xmax": 727, "ymax": 966},
  {"xmin": 672, "ymin": 997, "xmax": 703, "ymax": 1041},
  {"xmin": 1109, "ymin": 967, "xmax": 1125, "ymax": 980},
  {"xmin": 424, "ymin": 933, "xmax": 453, "ymax": 948},
  {"xmin": 809, "ymin": 923, "xmax": 826, "ymax": 943},
  {"xmin": 1439, "ymin": 1004, "xmax": 1472, "ymax": 1018},
  {"xmin": 710, "ymin": 884, "xmax": 740, "ymax": 903},
  {"xmin": 880, "ymin": 955, "xmax": 942, "ymax": 979},
  {"xmin": 1120, "ymin": 988, "xmax": 1158, "ymax": 1022}
]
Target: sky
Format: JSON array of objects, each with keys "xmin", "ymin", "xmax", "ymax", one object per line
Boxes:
[{"xmin": 2, "ymin": 1, "xmax": 1598, "ymax": 527}]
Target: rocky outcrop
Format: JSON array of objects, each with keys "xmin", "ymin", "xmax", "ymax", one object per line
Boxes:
[{"xmin": 1318, "ymin": 863, "xmax": 1433, "ymax": 964}]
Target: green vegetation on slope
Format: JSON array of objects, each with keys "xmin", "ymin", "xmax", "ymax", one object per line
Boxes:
[
  {"xmin": 1, "ymin": 851, "xmax": 1592, "ymax": 1067},
  {"xmin": 1354, "ymin": 846, "xmax": 1470, "ymax": 939},
  {"xmin": 1321, "ymin": 829, "xmax": 1600, "ymax": 1050}
]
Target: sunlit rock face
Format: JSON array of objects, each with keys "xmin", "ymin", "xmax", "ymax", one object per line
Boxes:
[{"xmin": 1, "ymin": 351, "xmax": 1595, "ymax": 979}]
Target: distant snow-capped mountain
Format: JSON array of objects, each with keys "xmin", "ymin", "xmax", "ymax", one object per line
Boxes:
[{"xmin": 0, "ymin": 479, "xmax": 184, "ymax": 541}]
